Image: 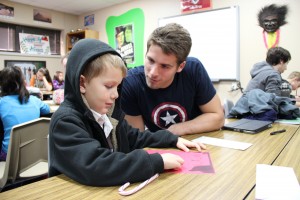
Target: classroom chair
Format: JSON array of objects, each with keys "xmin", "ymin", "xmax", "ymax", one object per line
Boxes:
[
  {"xmin": 223, "ymin": 99, "xmax": 234, "ymax": 118},
  {"xmin": 0, "ymin": 117, "xmax": 50, "ymax": 191}
]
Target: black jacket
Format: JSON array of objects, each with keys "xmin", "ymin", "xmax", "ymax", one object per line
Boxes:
[{"xmin": 49, "ymin": 39, "xmax": 178, "ymax": 186}]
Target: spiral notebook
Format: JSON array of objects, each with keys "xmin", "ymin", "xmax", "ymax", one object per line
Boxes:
[{"xmin": 222, "ymin": 119, "xmax": 272, "ymax": 134}]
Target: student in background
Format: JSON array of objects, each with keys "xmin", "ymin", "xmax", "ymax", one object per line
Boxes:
[
  {"xmin": 49, "ymin": 38, "xmax": 206, "ymax": 186},
  {"xmin": 121, "ymin": 23, "xmax": 224, "ymax": 136},
  {"xmin": 0, "ymin": 66, "xmax": 50, "ymax": 161},
  {"xmin": 245, "ymin": 47, "xmax": 291, "ymax": 96},
  {"xmin": 29, "ymin": 68, "xmax": 37, "ymax": 86},
  {"xmin": 52, "ymin": 53, "xmax": 69, "ymax": 104},
  {"xmin": 61, "ymin": 52, "xmax": 69, "ymax": 73},
  {"xmin": 283, "ymin": 71, "xmax": 300, "ymax": 107},
  {"xmin": 30, "ymin": 67, "xmax": 53, "ymax": 91},
  {"xmin": 52, "ymin": 71, "xmax": 64, "ymax": 90}
]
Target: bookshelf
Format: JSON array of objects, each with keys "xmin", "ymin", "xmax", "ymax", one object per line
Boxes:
[{"xmin": 66, "ymin": 29, "xmax": 99, "ymax": 52}]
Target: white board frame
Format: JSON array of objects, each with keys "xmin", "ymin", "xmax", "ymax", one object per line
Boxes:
[{"xmin": 158, "ymin": 6, "xmax": 240, "ymax": 81}]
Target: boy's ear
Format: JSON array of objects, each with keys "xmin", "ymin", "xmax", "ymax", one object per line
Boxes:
[{"xmin": 79, "ymin": 75, "xmax": 86, "ymax": 94}]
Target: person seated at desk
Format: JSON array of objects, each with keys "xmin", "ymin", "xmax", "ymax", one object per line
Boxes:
[
  {"xmin": 245, "ymin": 46, "xmax": 291, "ymax": 96},
  {"xmin": 52, "ymin": 53, "xmax": 69, "ymax": 105},
  {"xmin": 0, "ymin": 66, "xmax": 50, "ymax": 161},
  {"xmin": 282, "ymin": 71, "xmax": 300, "ymax": 107},
  {"xmin": 30, "ymin": 67, "xmax": 53, "ymax": 92},
  {"xmin": 121, "ymin": 23, "xmax": 224, "ymax": 136},
  {"xmin": 49, "ymin": 39, "xmax": 206, "ymax": 186},
  {"xmin": 52, "ymin": 71, "xmax": 65, "ymax": 90}
]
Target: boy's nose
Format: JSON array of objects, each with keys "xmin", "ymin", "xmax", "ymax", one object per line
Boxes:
[{"xmin": 111, "ymin": 90, "xmax": 119, "ymax": 99}]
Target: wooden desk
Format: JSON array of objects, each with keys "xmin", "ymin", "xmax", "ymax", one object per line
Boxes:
[
  {"xmin": 43, "ymin": 100, "xmax": 59, "ymax": 113},
  {"xmin": 0, "ymin": 123, "xmax": 299, "ymax": 199},
  {"xmin": 246, "ymin": 125, "xmax": 300, "ymax": 199},
  {"xmin": 41, "ymin": 90, "xmax": 53, "ymax": 100},
  {"xmin": 273, "ymin": 126, "xmax": 300, "ymax": 180}
]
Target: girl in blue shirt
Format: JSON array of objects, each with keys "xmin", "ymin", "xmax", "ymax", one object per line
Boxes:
[{"xmin": 0, "ymin": 66, "xmax": 50, "ymax": 161}]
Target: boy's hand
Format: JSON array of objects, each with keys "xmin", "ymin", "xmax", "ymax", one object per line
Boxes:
[
  {"xmin": 176, "ymin": 137, "xmax": 206, "ymax": 152},
  {"xmin": 161, "ymin": 153, "xmax": 184, "ymax": 170}
]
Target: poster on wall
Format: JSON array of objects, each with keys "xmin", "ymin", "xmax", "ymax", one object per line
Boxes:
[
  {"xmin": 180, "ymin": 0, "xmax": 211, "ymax": 13},
  {"xmin": 115, "ymin": 24, "xmax": 135, "ymax": 64},
  {"xmin": 19, "ymin": 33, "xmax": 51, "ymax": 55},
  {"xmin": 33, "ymin": 9, "xmax": 52, "ymax": 23},
  {"xmin": 5, "ymin": 60, "xmax": 46, "ymax": 85},
  {"xmin": 84, "ymin": 14, "xmax": 94, "ymax": 26},
  {"xmin": 106, "ymin": 8, "xmax": 144, "ymax": 68},
  {"xmin": 0, "ymin": 3, "xmax": 14, "ymax": 18}
]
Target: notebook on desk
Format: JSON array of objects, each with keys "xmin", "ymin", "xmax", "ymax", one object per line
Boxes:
[{"xmin": 222, "ymin": 118, "xmax": 273, "ymax": 134}]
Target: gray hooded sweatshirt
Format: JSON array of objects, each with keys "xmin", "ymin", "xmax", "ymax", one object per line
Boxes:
[{"xmin": 245, "ymin": 61, "xmax": 283, "ymax": 96}]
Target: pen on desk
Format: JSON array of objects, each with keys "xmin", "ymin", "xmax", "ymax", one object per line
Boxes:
[{"xmin": 270, "ymin": 129, "xmax": 286, "ymax": 135}]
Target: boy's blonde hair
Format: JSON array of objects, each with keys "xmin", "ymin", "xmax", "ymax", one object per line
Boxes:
[
  {"xmin": 82, "ymin": 53, "xmax": 127, "ymax": 82},
  {"xmin": 288, "ymin": 71, "xmax": 300, "ymax": 81}
]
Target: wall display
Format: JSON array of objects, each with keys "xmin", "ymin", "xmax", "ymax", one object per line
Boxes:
[
  {"xmin": 0, "ymin": 3, "xmax": 14, "ymax": 18},
  {"xmin": 33, "ymin": 9, "xmax": 52, "ymax": 23},
  {"xmin": 114, "ymin": 24, "xmax": 135, "ymax": 64},
  {"xmin": 4, "ymin": 60, "xmax": 46, "ymax": 85},
  {"xmin": 19, "ymin": 33, "xmax": 51, "ymax": 55},
  {"xmin": 84, "ymin": 14, "xmax": 94, "ymax": 26},
  {"xmin": 106, "ymin": 8, "xmax": 144, "ymax": 68},
  {"xmin": 159, "ymin": 6, "xmax": 240, "ymax": 81},
  {"xmin": 180, "ymin": 0, "xmax": 211, "ymax": 13},
  {"xmin": 257, "ymin": 4, "xmax": 288, "ymax": 49}
]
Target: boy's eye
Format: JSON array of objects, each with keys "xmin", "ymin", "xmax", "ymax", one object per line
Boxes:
[{"xmin": 105, "ymin": 85, "xmax": 113, "ymax": 89}]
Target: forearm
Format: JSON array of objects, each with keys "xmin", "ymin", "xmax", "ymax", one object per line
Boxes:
[
  {"xmin": 43, "ymin": 77, "xmax": 53, "ymax": 91},
  {"xmin": 167, "ymin": 113, "xmax": 224, "ymax": 136}
]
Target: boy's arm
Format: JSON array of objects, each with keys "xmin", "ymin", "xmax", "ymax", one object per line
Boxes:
[
  {"xmin": 167, "ymin": 94, "xmax": 224, "ymax": 136},
  {"xmin": 124, "ymin": 114, "xmax": 145, "ymax": 131}
]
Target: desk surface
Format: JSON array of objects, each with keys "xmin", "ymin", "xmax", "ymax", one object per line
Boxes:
[
  {"xmin": 246, "ymin": 125, "xmax": 300, "ymax": 199},
  {"xmin": 0, "ymin": 122, "xmax": 299, "ymax": 200},
  {"xmin": 43, "ymin": 100, "xmax": 59, "ymax": 113}
]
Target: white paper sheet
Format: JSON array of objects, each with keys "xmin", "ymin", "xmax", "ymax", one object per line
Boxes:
[
  {"xmin": 256, "ymin": 164, "xmax": 300, "ymax": 200},
  {"xmin": 192, "ymin": 136, "xmax": 252, "ymax": 150}
]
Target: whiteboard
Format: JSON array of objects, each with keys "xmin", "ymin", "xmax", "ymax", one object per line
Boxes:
[{"xmin": 158, "ymin": 6, "xmax": 240, "ymax": 81}]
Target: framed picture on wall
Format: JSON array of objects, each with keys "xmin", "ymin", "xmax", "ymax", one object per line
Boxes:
[
  {"xmin": 0, "ymin": 3, "xmax": 14, "ymax": 18},
  {"xmin": 84, "ymin": 14, "xmax": 94, "ymax": 26},
  {"xmin": 106, "ymin": 8, "xmax": 144, "ymax": 68},
  {"xmin": 114, "ymin": 24, "xmax": 135, "ymax": 64},
  {"xmin": 4, "ymin": 60, "xmax": 46, "ymax": 85},
  {"xmin": 33, "ymin": 8, "xmax": 52, "ymax": 23}
]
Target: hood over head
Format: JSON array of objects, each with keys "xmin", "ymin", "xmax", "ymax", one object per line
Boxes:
[
  {"xmin": 64, "ymin": 38, "xmax": 122, "ymax": 113},
  {"xmin": 250, "ymin": 61, "xmax": 275, "ymax": 78}
]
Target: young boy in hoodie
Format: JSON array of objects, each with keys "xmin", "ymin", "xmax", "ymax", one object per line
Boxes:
[
  {"xmin": 49, "ymin": 38, "xmax": 206, "ymax": 186},
  {"xmin": 245, "ymin": 46, "xmax": 291, "ymax": 96}
]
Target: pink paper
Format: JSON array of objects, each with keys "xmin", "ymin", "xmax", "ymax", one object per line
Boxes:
[{"xmin": 147, "ymin": 150, "xmax": 215, "ymax": 174}]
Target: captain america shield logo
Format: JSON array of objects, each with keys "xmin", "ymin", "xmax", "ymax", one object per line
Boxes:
[{"xmin": 152, "ymin": 102, "xmax": 187, "ymax": 129}]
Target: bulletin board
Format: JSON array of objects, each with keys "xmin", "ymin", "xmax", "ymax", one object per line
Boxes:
[{"xmin": 158, "ymin": 6, "xmax": 240, "ymax": 81}]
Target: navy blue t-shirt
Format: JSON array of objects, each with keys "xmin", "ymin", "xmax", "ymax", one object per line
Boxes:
[{"xmin": 121, "ymin": 57, "xmax": 216, "ymax": 131}]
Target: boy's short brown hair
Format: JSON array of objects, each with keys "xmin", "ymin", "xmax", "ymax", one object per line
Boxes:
[
  {"xmin": 82, "ymin": 53, "xmax": 127, "ymax": 82},
  {"xmin": 288, "ymin": 71, "xmax": 300, "ymax": 81}
]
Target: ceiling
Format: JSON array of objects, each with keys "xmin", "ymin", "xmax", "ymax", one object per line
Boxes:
[{"xmin": 9, "ymin": 0, "xmax": 132, "ymax": 15}]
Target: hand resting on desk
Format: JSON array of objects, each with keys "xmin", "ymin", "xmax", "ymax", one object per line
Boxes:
[{"xmin": 162, "ymin": 137, "xmax": 207, "ymax": 170}]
